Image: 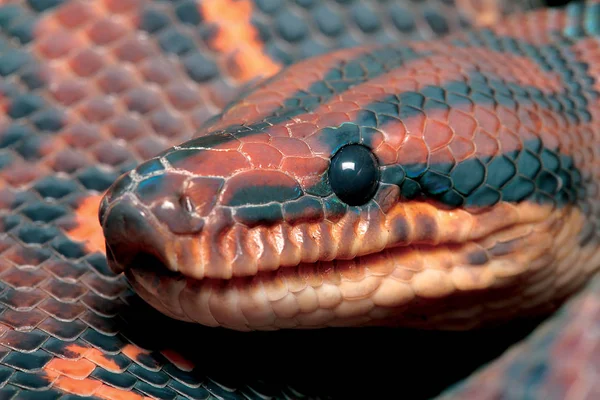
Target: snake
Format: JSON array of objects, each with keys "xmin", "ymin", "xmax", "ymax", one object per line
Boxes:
[{"xmin": 0, "ymin": 0, "xmax": 598, "ymax": 398}]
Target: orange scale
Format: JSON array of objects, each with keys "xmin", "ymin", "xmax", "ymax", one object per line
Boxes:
[
  {"xmin": 2, "ymin": 161, "xmax": 50, "ymax": 186},
  {"xmin": 45, "ymin": 357, "xmax": 96, "ymax": 380},
  {"xmin": 86, "ymin": 18, "xmax": 129, "ymax": 46},
  {"xmin": 259, "ymin": 86, "xmax": 293, "ymax": 100},
  {"xmin": 396, "ymin": 136, "xmax": 429, "ymax": 166},
  {"xmin": 424, "ymin": 120, "xmax": 454, "ymax": 151},
  {"xmin": 149, "ymin": 109, "xmax": 187, "ymax": 139},
  {"xmin": 254, "ymin": 100, "xmax": 286, "ymax": 116},
  {"xmin": 448, "ymin": 109, "xmax": 477, "ymax": 139},
  {"xmin": 448, "ymin": 136, "xmax": 476, "ymax": 162},
  {"xmin": 271, "ymin": 137, "xmax": 312, "ymax": 157},
  {"xmin": 169, "ymin": 150, "xmax": 250, "ymax": 178},
  {"xmin": 121, "ymin": 344, "xmax": 151, "ymax": 363},
  {"xmin": 296, "ymin": 135, "xmax": 332, "ymax": 157},
  {"xmin": 69, "ymin": 49, "xmax": 106, "ymax": 78},
  {"xmin": 138, "ymin": 58, "xmax": 177, "ymax": 86},
  {"xmin": 96, "ymin": 66, "xmax": 140, "ymax": 95},
  {"xmin": 357, "ymin": 84, "xmax": 387, "ymax": 98},
  {"xmin": 54, "ymin": 376, "xmax": 103, "ymax": 397},
  {"xmin": 112, "ymin": 38, "xmax": 156, "ymax": 64},
  {"xmin": 96, "ymin": 384, "xmax": 152, "ymax": 400},
  {"xmin": 51, "ymin": 79, "xmax": 89, "ymax": 106},
  {"xmin": 415, "ymin": 73, "xmax": 441, "ymax": 88},
  {"xmin": 265, "ymin": 125, "xmax": 291, "ymax": 138},
  {"xmin": 380, "ymin": 119, "xmax": 406, "ymax": 149},
  {"xmin": 107, "ymin": 116, "xmax": 145, "ymax": 141},
  {"xmin": 473, "ymin": 130, "xmax": 501, "ymax": 158},
  {"xmin": 55, "ymin": 1, "xmax": 100, "ymax": 29},
  {"xmin": 241, "ymin": 143, "xmax": 283, "ymax": 169},
  {"xmin": 374, "ymin": 143, "xmax": 398, "ymax": 165},
  {"xmin": 34, "ymin": 13, "xmax": 64, "ymax": 37},
  {"xmin": 84, "ymin": 348, "xmax": 125, "ymax": 373},
  {"xmin": 336, "ymin": 92, "xmax": 372, "ymax": 106},
  {"xmin": 38, "ymin": 136, "xmax": 69, "ymax": 159},
  {"xmin": 165, "ymin": 84, "xmax": 203, "ymax": 111},
  {"xmin": 287, "ymin": 122, "xmax": 318, "ymax": 139},
  {"xmin": 76, "ymin": 98, "xmax": 118, "ymax": 123},
  {"xmin": 298, "ymin": 113, "xmax": 319, "ymax": 125},
  {"xmin": 35, "ymin": 30, "xmax": 88, "ymax": 60},
  {"xmin": 542, "ymin": 130, "xmax": 562, "ymax": 152},
  {"xmin": 224, "ymin": 103, "xmax": 260, "ymax": 122},
  {"xmin": 539, "ymin": 109, "xmax": 561, "ymax": 132},
  {"xmin": 495, "ymin": 106, "xmax": 520, "ymax": 132},
  {"xmin": 280, "ymin": 157, "xmax": 329, "ymax": 183},
  {"xmin": 515, "ymin": 112, "xmax": 544, "ymax": 141},
  {"xmin": 203, "ymin": 0, "xmax": 281, "ymax": 82},
  {"xmin": 238, "ymin": 133, "xmax": 271, "ymax": 143},
  {"xmin": 122, "ymin": 87, "xmax": 163, "ymax": 115},
  {"xmin": 437, "ymin": 68, "xmax": 466, "ymax": 85},
  {"xmin": 474, "ymin": 106, "xmax": 501, "ymax": 134},
  {"xmin": 327, "ymin": 101, "xmax": 361, "ymax": 113},
  {"xmin": 66, "ymin": 195, "xmax": 105, "ymax": 255},
  {"xmin": 498, "ymin": 128, "xmax": 523, "ymax": 154},
  {"xmin": 204, "ymin": 78, "xmax": 240, "ymax": 107},
  {"xmin": 345, "ymin": 108, "xmax": 360, "ymax": 121},
  {"xmin": 46, "ymin": 148, "xmax": 88, "ymax": 174},
  {"xmin": 102, "ymin": 0, "xmax": 141, "ymax": 13},
  {"xmin": 388, "ymin": 77, "xmax": 420, "ymax": 94},
  {"xmin": 315, "ymin": 112, "xmax": 351, "ymax": 130}
]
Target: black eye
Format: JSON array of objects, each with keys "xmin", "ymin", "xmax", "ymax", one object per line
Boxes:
[{"xmin": 328, "ymin": 144, "xmax": 380, "ymax": 206}]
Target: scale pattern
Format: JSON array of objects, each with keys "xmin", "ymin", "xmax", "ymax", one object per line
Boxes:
[{"xmin": 0, "ymin": 0, "xmax": 596, "ymax": 399}]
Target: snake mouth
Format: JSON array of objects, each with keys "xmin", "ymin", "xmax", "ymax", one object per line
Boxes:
[
  {"xmin": 118, "ymin": 236, "xmax": 550, "ymax": 332},
  {"xmin": 122, "ymin": 244, "xmax": 426, "ymax": 331},
  {"xmin": 122, "ymin": 252, "xmax": 181, "ymax": 279},
  {"xmin": 102, "ymin": 193, "xmax": 585, "ymax": 331}
]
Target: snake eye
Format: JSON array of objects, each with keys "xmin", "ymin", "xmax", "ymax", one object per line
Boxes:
[{"xmin": 328, "ymin": 144, "xmax": 380, "ymax": 206}]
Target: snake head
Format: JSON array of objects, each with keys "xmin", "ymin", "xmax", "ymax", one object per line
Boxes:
[{"xmin": 100, "ymin": 38, "xmax": 598, "ymax": 331}]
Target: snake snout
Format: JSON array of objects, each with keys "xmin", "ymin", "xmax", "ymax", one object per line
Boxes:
[{"xmin": 101, "ymin": 195, "xmax": 172, "ymax": 276}]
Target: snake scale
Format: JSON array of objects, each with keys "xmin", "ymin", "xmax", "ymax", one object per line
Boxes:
[{"xmin": 0, "ymin": 0, "xmax": 598, "ymax": 399}]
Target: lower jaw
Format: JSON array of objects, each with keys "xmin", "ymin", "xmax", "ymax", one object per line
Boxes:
[{"xmin": 121, "ymin": 244, "xmax": 580, "ymax": 332}]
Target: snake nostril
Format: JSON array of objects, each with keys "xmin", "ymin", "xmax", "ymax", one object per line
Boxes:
[
  {"xmin": 102, "ymin": 196, "xmax": 167, "ymax": 274},
  {"xmin": 179, "ymin": 194, "xmax": 195, "ymax": 214},
  {"xmin": 151, "ymin": 195, "xmax": 205, "ymax": 234}
]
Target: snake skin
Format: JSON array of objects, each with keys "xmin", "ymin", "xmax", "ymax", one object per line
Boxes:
[{"xmin": 0, "ymin": 0, "xmax": 596, "ymax": 399}]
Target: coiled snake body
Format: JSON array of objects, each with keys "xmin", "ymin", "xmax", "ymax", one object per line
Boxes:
[{"xmin": 0, "ymin": 0, "xmax": 599, "ymax": 399}]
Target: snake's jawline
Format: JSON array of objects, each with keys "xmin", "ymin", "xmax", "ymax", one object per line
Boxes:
[{"xmin": 117, "ymin": 227, "xmax": 563, "ymax": 332}]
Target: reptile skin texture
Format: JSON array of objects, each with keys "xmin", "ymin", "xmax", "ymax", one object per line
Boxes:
[{"xmin": 0, "ymin": 0, "xmax": 598, "ymax": 400}]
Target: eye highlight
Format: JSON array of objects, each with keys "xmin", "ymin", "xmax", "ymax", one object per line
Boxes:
[{"xmin": 328, "ymin": 144, "xmax": 380, "ymax": 206}]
